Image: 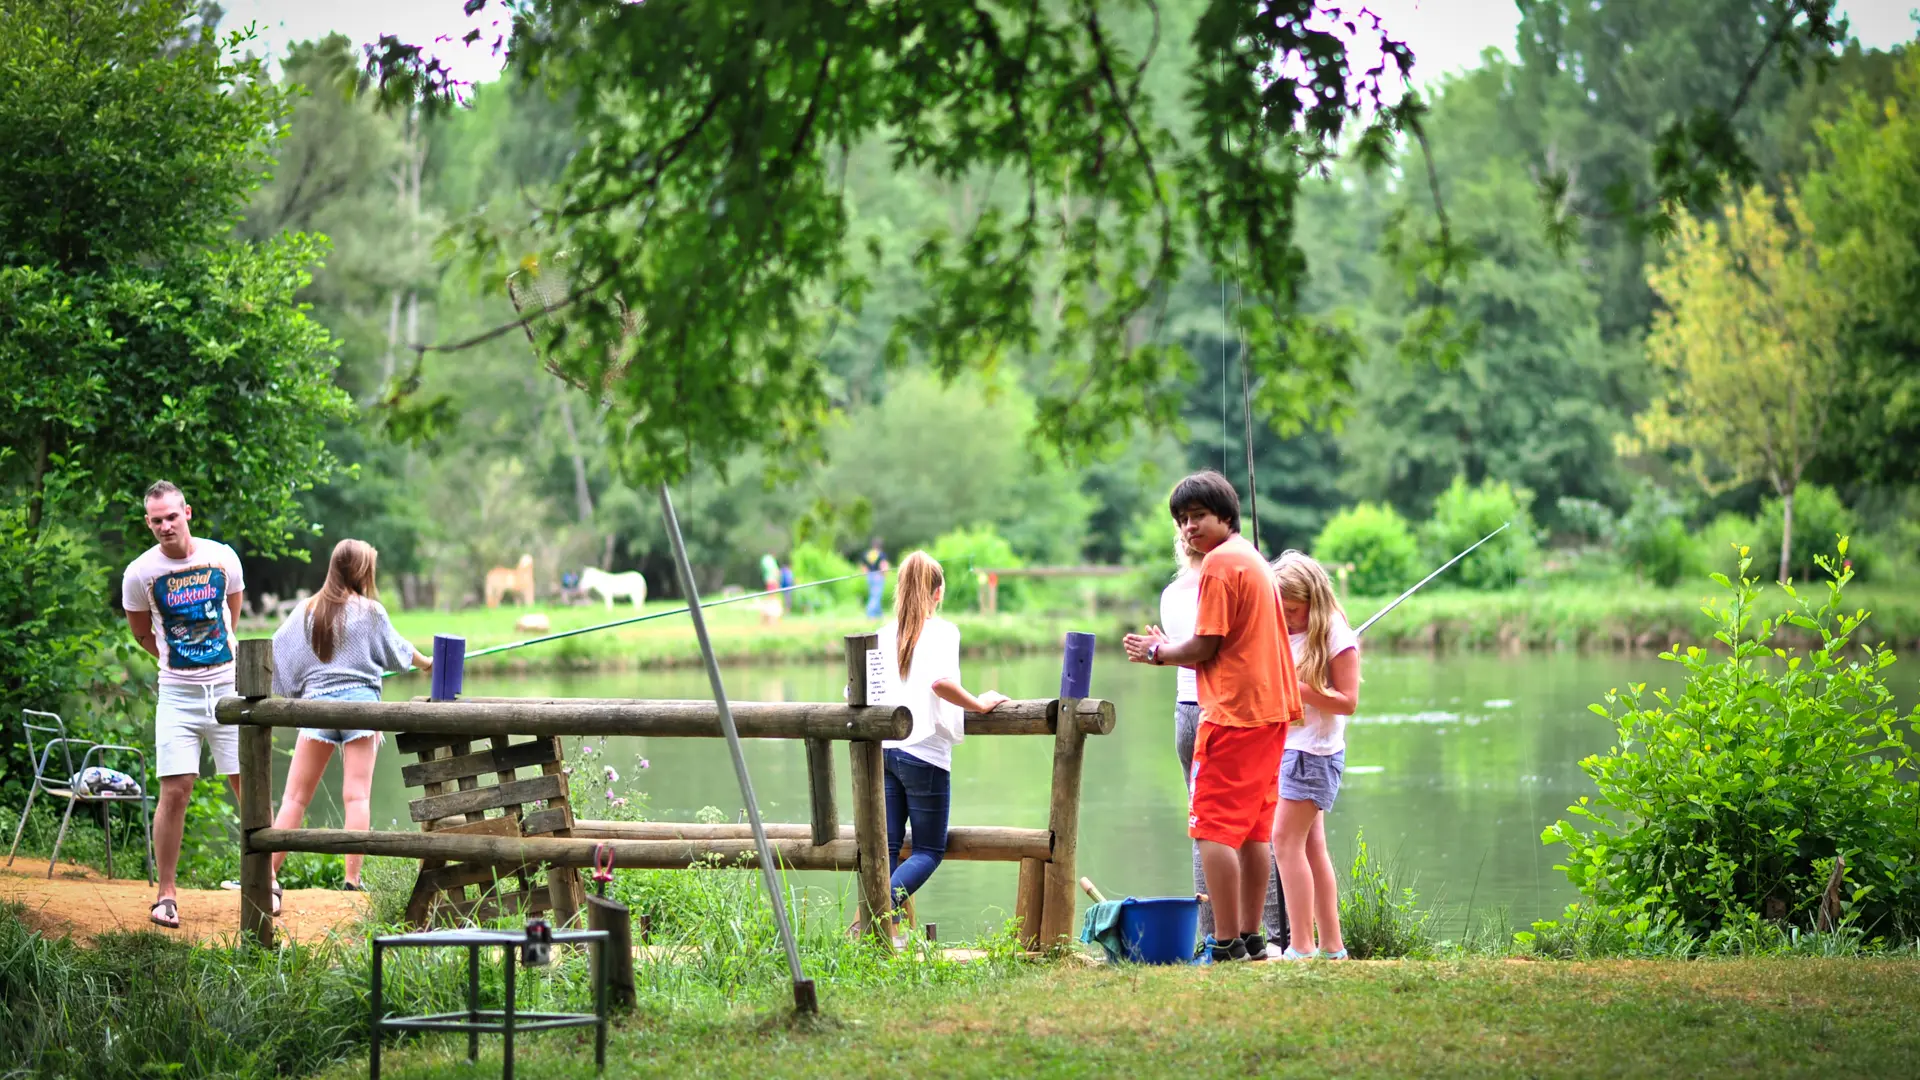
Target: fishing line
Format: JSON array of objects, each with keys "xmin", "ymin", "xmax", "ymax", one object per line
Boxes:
[
  {"xmin": 1355, "ymin": 523, "xmax": 1511, "ymax": 636},
  {"xmin": 380, "ymin": 571, "xmax": 872, "ymax": 677}
]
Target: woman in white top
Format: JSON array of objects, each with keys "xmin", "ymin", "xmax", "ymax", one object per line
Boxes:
[
  {"xmin": 1270, "ymin": 550, "xmax": 1361, "ymax": 960},
  {"xmin": 873, "ymin": 551, "xmax": 1007, "ymax": 919},
  {"xmin": 1160, "ymin": 533, "xmax": 1285, "ymax": 948}
]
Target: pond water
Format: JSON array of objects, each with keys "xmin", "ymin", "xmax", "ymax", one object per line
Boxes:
[{"xmin": 273, "ymin": 649, "xmax": 1667, "ymax": 939}]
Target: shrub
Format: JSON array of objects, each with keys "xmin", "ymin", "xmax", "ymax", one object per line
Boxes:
[
  {"xmin": 1337, "ymin": 829, "xmax": 1433, "ymax": 958},
  {"xmin": 0, "ymin": 513, "xmax": 123, "ymax": 809},
  {"xmin": 1420, "ymin": 476, "xmax": 1540, "ymax": 590},
  {"xmin": 1619, "ymin": 482, "xmax": 1701, "ymax": 587},
  {"xmin": 927, "ymin": 525, "xmax": 1024, "ymax": 613},
  {"xmin": 1542, "ymin": 543, "xmax": 1920, "ymax": 939},
  {"xmin": 788, "ymin": 541, "xmax": 865, "ymax": 613},
  {"xmin": 1695, "ymin": 512, "xmax": 1757, "ymax": 580},
  {"xmin": 1313, "ymin": 503, "xmax": 1421, "ymax": 597},
  {"xmin": 1752, "ymin": 484, "xmax": 1873, "ymax": 582}
]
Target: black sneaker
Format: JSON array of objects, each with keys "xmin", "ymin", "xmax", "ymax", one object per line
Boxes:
[
  {"xmin": 1240, "ymin": 929, "xmax": 1268, "ymax": 961},
  {"xmin": 1207, "ymin": 935, "xmax": 1250, "ymax": 963}
]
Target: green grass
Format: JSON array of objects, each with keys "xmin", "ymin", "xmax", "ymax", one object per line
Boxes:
[{"xmin": 332, "ymin": 958, "xmax": 1920, "ymax": 1079}]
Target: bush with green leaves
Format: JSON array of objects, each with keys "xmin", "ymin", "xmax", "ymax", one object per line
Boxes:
[
  {"xmin": 1542, "ymin": 543, "xmax": 1920, "ymax": 939},
  {"xmin": 788, "ymin": 542, "xmax": 866, "ymax": 613},
  {"xmin": 1337, "ymin": 829, "xmax": 1433, "ymax": 959},
  {"xmin": 1313, "ymin": 503, "xmax": 1421, "ymax": 597},
  {"xmin": 1420, "ymin": 477, "xmax": 1539, "ymax": 589},
  {"xmin": 927, "ymin": 525, "xmax": 1023, "ymax": 613},
  {"xmin": 1619, "ymin": 481, "xmax": 1701, "ymax": 587},
  {"xmin": 1753, "ymin": 484, "xmax": 1876, "ymax": 582}
]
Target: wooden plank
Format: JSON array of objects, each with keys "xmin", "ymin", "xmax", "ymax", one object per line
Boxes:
[
  {"xmin": 848, "ymin": 740, "xmax": 891, "ymax": 937},
  {"xmin": 572, "ymin": 820, "xmax": 1050, "ymax": 862},
  {"xmin": 218, "ymin": 697, "xmax": 914, "ymax": 742},
  {"xmin": 400, "ymin": 737, "xmax": 560, "ymax": 788},
  {"xmin": 1015, "ymin": 857, "xmax": 1046, "ymax": 950},
  {"xmin": 238, "ymin": 723, "xmax": 274, "ymax": 947},
  {"xmin": 1039, "ymin": 696, "xmax": 1089, "ymax": 950},
  {"xmin": 539, "ymin": 754, "xmax": 582, "ymax": 927},
  {"xmin": 253, "ymin": 828, "xmax": 862, "ymax": 870},
  {"xmin": 429, "ymin": 814, "xmax": 526, "ymax": 838},
  {"xmin": 408, "ymin": 774, "xmax": 566, "ymax": 823},
  {"xmin": 235, "ymin": 639, "xmax": 274, "ymax": 700},
  {"xmin": 804, "ymin": 738, "xmax": 837, "ymax": 847},
  {"xmin": 416, "ymin": 861, "xmax": 544, "ymax": 894},
  {"xmin": 520, "ymin": 807, "xmax": 571, "ymax": 836}
]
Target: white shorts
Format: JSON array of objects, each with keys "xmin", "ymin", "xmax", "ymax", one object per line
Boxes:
[{"xmin": 155, "ymin": 680, "xmax": 239, "ymax": 777}]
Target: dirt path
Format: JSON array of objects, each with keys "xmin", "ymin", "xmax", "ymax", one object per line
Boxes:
[{"xmin": 1, "ymin": 861, "xmax": 368, "ymax": 944}]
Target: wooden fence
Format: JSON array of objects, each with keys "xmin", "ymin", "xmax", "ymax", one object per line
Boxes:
[{"xmin": 218, "ymin": 634, "xmax": 1115, "ymax": 952}]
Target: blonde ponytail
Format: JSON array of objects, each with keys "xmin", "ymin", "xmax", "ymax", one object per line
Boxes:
[
  {"xmin": 1272, "ymin": 550, "xmax": 1346, "ymax": 694},
  {"xmin": 893, "ymin": 551, "xmax": 945, "ymax": 678}
]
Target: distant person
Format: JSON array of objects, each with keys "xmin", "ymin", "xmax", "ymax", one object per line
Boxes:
[
  {"xmin": 759, "ymin": 552, "xmax": 785, "ymax": 624},
  {"xmin": 779, "ymin": 560, "xmax": 795, "ymax": 612},
  {"xmin": 1270, "ymin": 551, "xmax": 1360, "ymax": 960},
  {"xmin": 760, "ymin": 552, "xmax": 781, "ymax": 595},
  {"xmin": 1160, "ymin": 531, "xmax": 1285, "ymax": 950},
  {"xmin": 122, "ymin": 481, "xmax": 247, "ymax": 930},
  {"xmin": 856, "ymin": 551, "xmax": 1007, "ymax": 939},
  {"xmin": 268, "ymin": 539, "xmax": 432, "ymax": 908},
  {"xmin": 1124, "ymin": 471, "xmax": 1302, "ymax": 963},
  {"xmin": 860, "ymin": 537, "xmax": 890, "ymax": 619}
]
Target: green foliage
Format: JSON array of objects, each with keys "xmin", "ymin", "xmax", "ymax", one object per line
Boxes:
[
  {"xmin": 1619, "ymin": 482, "xmax": 1701, "ymax": 588},
  {"xmin": 0, "ymin": 513, "xmax": 122, "ymax": 807},
  {"xmin": 927, "ymin": 526, "xmax": 1024, "ymax": 615},
  {"xmin": 1313, "ymin": 503, "xmax": 1421, "ymax": 597},
  {"xmin": 1753, "ymin": 484, "xmax": 1870, "ymax": 583},
  {"xmin": 788, "ymin": 542, "xmax": 865, "ymax": 613},
  {"xmin": 1516, "ymin": 898, "xmax": 1697, "ymax": 960},
  {"xmin": 0, "ymin": 0, "xmax": 348, "ymax": 552},
  {"xmin": 1543, "ymin": 546, "xmax": 1920, "ymax": 939},
  {"xmin": 1337, "ymin": 829, "xmax": 1434, "ymax": 959},
  {"xmin": 176, "ymin": 778, "xmax": 241, "ymax": 890},
  {"xmin": 1420, "ymin": 477, "xmax": 1539, "ymax": 590}
]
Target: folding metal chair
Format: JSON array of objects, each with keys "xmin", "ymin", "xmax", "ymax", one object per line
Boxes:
[{"xmin": 5, "ymin": 709, "xmax": 155, "ymax": 882}]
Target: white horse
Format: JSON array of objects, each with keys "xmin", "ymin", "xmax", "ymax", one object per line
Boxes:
[{"xmin": 580, "ymin": 566, "xmax": 647, "ymax": 610}]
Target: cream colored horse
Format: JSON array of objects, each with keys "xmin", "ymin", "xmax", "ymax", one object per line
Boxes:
[
  {"xmin": 484, "ymin": 554, "xmax": 535, "ymax": 608},
  {"xmin": 580, "ymin": 566, "xmax": 647, "ymax": 610}
]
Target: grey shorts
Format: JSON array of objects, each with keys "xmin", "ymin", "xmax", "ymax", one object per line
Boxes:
[{"xmin": 1280, "ymin": 748, "xmax": 1344, "ymax": 812}]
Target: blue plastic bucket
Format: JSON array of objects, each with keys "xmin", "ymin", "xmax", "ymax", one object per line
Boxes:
[{"xmin": 1118, "ymin": 897, "xmax": 1200, "ymax": 964}]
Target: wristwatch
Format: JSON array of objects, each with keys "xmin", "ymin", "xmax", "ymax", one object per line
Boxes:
[{"xmin": 1148, "ymin": 642, "xmax": 1161, "ymax": 665}]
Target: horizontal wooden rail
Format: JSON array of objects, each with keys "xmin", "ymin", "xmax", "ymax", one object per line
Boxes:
[
  {"xmin": 572, "ymin": 821, "xmax": 1051, "ymax": 862},
  {"xmin": 214, "ymin": 697, "xmax": 912, "ymax": 741},
  {"xmin": 250, "ymin": 828, "xmax": 864, "ymax": 872},
  {"xmin": 434, "ymin": 696, "xmax": 1114, "ymax": 738}
]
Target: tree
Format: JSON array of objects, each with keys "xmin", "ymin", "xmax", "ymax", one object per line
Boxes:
[
  {"xmin": 0, "ymin": 0, "xmax": 347, "ymax": 551},
  {"xmin": 0, "ymin": 0, "xmax": 347, "ymax": 796},
  {"xmin": 1634, "ymin": 187, "xmax": 1847, "ymax": 583}
]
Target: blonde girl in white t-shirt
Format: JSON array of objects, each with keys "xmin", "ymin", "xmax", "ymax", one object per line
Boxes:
[
  {"xmin": 862, "ymin": 551, "xmax": 1007, "ymax": 933},
  {"xmin": 1270, "ymin": 550, "xmax": 1361, "ymax": 960}
]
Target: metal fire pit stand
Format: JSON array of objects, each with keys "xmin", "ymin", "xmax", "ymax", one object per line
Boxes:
[{"xmin": 370, "ymin": 927, "xmax": 609, "ymax": 1080}]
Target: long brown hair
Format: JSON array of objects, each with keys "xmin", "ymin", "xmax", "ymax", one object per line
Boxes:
[
  {"xmin": 893, "ymin": 551, "xmax": 944, "ymax": 679},
  {"xmin": 308, "ymin": 539, "xmax": 380, "ymax": 663},
  {"xmin": 1272, "ymin": 550, "xmax": 1347, "ymax": 694}
]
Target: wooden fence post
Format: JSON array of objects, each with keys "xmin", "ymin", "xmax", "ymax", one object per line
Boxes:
[
  {"xmin": 844, "ymin": 633, "xmax": 891, "ymax": 944},
  {"xmin": 1014, "ymin": 856, "xmax": 1046, "ymax": 950},
  {"xmin": 1039, "ymin": 696, "xmax": 1087, "ymax": 950},
  {"xmin": 236, "ymin": 639, "xmax": 275, "ymax": 948}
]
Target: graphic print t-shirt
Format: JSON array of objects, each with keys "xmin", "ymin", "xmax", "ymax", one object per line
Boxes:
[{"xmin": 121, "ymin": 539, "xmax": 245, "ymax": 686}]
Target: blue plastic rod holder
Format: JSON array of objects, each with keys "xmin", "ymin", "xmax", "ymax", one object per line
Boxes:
[
  {"xmin": 1060, "ymin": 631, "xmax": 1095, "ymax": 699},
  {"xmin": 430, "ymin": 635, "xmax": 465, "ymax": 701}
]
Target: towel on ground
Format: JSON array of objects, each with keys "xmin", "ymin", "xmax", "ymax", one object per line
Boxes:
[{"xmin": 1079, "ymin": 898, "xmax": 1132, "ymax": 962}]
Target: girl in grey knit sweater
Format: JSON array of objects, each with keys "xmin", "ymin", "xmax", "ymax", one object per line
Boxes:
[{"xmin": 267, "ymin": 540, "xmax": 432, "ymax": 901}]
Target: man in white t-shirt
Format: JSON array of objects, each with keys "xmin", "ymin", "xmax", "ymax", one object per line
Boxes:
[{"xmin": 121, "ymin": 481, "xmax": 247, "ymax": 929}]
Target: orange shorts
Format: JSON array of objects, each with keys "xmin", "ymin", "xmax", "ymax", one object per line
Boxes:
[{"xmin": 1187, "ymin": 721, "xmax": 1285, "ymax": 847}]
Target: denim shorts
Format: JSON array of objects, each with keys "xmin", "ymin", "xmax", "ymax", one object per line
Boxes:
[
  {"xmin": 297, "ymin": 685, "xmax": 383, "ymax": 747},
  {"xmin": 1280, "ymin": 748, "xmax": 1344, "ymax": 812}
]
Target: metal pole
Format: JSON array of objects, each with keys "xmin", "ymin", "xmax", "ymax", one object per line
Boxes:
[{"xmin": 655, "ymin": 484, "xmax": 813, "ymax": 1012}]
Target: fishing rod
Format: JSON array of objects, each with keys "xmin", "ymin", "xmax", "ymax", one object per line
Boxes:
[
  {"xmin": 1355, "ymin": 522, "xmax": 1511, "ymax": 636},
  {"xmin": 381, "ymin": 570, "xmax": 871, "ymax": 677}
]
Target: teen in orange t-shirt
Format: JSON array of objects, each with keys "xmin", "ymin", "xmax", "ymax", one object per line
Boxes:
[{"xmin": 1125, "ymin": 471, "xmax": 1302, "ymax": 962}]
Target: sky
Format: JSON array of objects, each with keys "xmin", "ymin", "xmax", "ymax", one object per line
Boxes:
[{"xmin": 223, "ymin": 0, "xmax": 1917, "ymax": 90}]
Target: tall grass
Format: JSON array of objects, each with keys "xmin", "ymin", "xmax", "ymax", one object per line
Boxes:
[{"xmin": 1336, "ymin": 830, "xmax": 1434, "ymax": 959}]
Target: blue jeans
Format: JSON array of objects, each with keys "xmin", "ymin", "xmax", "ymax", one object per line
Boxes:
[
  {"xmin": 298, "ymin": 684, "xmax": 383, "ymax": 746},
  {"xmin": 865, "ymin": 572, "xmax": 886, "ymax": 618},
  {"xmin": 884, "ymin": 748, "xmax": 950, "ymax": 903}
]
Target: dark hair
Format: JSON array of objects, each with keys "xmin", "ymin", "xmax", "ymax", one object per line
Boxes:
[
  {"xmin": 143, "ymin": 480, "xmax": 183, "ymax": 504},
  {"xmin": 1168, "ymin": 471, "xmax": 1240, "ymax": 533}
]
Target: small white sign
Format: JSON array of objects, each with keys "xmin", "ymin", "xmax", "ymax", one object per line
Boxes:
[{"xmin": 865, "ymin": 648, "xmax": 888, "ymax": 705}]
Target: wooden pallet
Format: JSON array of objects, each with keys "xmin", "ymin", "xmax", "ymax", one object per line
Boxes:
[{"xmin": 397, "ymin": 732, "xmax": 583, "ymax": 927}]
